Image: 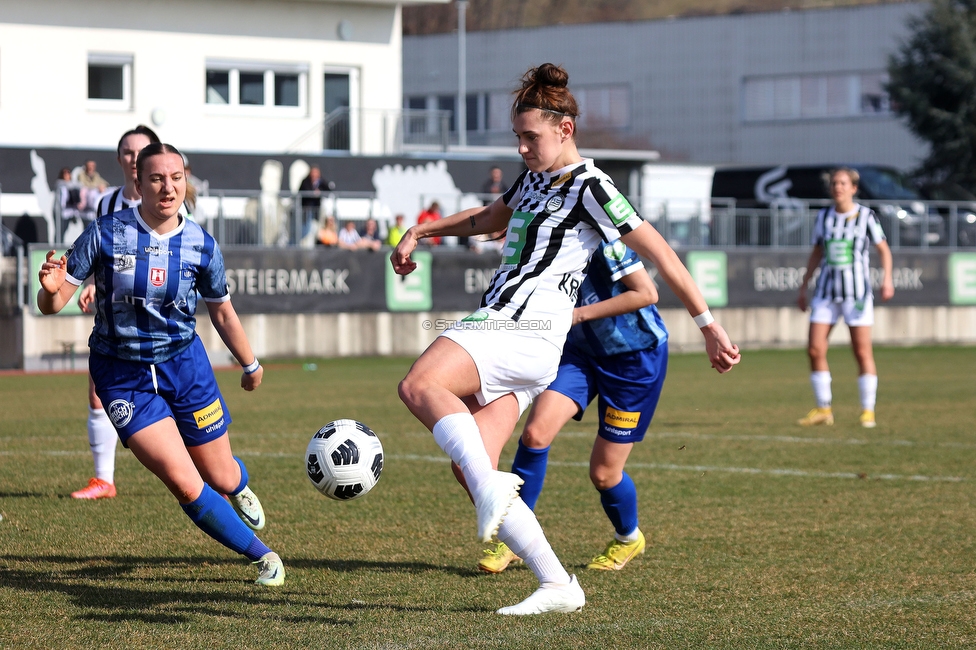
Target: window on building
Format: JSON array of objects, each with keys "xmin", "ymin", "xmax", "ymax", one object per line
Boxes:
[
  {"xmin": 576, "ymin": 85, "xmax": 631, "ymax": 129},
  {"xmin": 437, "ymin": 95, "xmax": 455, "ymax": 132},
  {"xmin": 88, "ymin": 53, "xmax": 132, "ymax": 109},
  {"xmin": 205, "ymin": 60, "xmax": 307, "ymax": 113},
  {"xmin": 743, "ymin": 72, "xmax": 890, "ymax": 122}
]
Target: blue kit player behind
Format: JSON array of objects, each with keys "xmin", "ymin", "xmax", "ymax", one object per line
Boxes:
[
  {"xmin": 37, "ymin": 143, "xmax": 283, "ymax": 586},
  {"xmin": 479, "ymin": 239, "xmax": 668, "ymax": 574}
]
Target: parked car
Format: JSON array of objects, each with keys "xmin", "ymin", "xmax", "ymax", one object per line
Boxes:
[
  {"xmin": 917, "ymin": 181, "xmax": 976, "ymax": 247},
  {"xmin": 709, "ymin": 164, "xmax": 944, "ymax": 247}
]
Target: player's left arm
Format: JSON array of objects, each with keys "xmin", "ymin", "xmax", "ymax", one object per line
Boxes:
[
  {"xmin": 205, "ymin": 299, "xmax": 262, "ymax": 391},
  {"xmin": 875, "ymin": 240, "xmax": 894, "ymax": 301},
  {"xmin": 37, "ymin": 250, "xmax": 81, "ymax": 314},
  {"xmin": 572, "ymin": 266, "xmax": 658, "ymax": 326},
  {"xmin": 619, "ymin": 221, "xmax": 740, "ymax": 373}
]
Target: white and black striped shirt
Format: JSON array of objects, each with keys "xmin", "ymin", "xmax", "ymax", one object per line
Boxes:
[
  {"xmin": 812, "ymin": 204, "xmax": 886, "ymax": 303},
  {"xmin": 483, "ymin": 158, "xmax": 644, "ymax": 348},
  {"xmin": 96, "ymin": 187, "xmax": 140, "ymax": 216}
]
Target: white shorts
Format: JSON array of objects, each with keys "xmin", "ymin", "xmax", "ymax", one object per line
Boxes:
[
  {"xmin": 810, "ymin": 295, "xmax": 874, "ymax": 327},
  {"xmin": 441, "ymin": 324, "xmax": 561, "ymax": 415}
]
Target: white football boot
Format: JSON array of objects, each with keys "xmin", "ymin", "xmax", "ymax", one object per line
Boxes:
[
  {"xmin": 496, "ymin": 575, "xmax": 585, "ymax": 615},
  {"xmin": 474, "ymin": 470, "xmax": 523, "ymax": 543}
]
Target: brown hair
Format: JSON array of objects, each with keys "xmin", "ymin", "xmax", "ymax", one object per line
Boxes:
[
  {"xmin": 511, "ymin": 63, "xmax": 579, "ymax": 127},
  {"xmin": 136, "ymin": 143, "xmax": 184, "ymax": 180},
  {"xmin": 827, "ymin": 167, "xmax": 860, "ymax": 190}
]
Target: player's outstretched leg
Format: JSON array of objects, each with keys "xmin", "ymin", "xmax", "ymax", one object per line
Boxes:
[
  {"xmin": 227, "ymin": 457, "xmax": 266, "ymax": 530},
  {"xmin": 493, "ymin": 498, "xmax": 584, "ymax": 615},
  {"xmin": 181, "ymin": 484, "xmax": 284, "ymax": 586}
]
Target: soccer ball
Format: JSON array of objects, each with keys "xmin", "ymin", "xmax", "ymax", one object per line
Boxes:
[{"xmin": 305, "ymin": 419, "xmax": 384, "ymax": 501}]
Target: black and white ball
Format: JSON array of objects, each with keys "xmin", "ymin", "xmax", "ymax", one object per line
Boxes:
[{"xmin": 305, "ymin": 419, "xmax": 384, "ymax": 501}]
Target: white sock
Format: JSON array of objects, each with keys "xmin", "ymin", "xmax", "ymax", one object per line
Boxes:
[
  {"xmin": 858, "ymin": 374, "xmax": 878, "ymax": 411},
  {"xmin": 432, "ymin": 412, "xmax": 492, "ymax": 493},
  {"xmin": 497, "ymin": 498, "xmax": 571, "ymax": 585},
  {"xmin": 615, "ymin": 528, "xmax": 641, "ymax": 543},
  {"xmin": 810, "ymin": 371, "xmax": 832, "ymax": 408},
  {"xmin": 88, "ymin": 407, "xmax": 118, "ymax": 483}
]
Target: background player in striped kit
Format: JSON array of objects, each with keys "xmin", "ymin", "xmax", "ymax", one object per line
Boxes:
[
  {"xmin": 478, "ymin": 240, "xmax": 666, "ymax": 575},
  {"xmin": 392, "ymin": 63, "xmax": 740, "ymax": 615},
  {"xmin": 71, "ymin": 125, "xmax": 160, "ymax": 500},
  {"xmin": 37, "ymin": 143, "xmax": 283, "ymax": 585},
  {"xmin": 797, "ymin": 167, "xmax": 894, "ymax": 428}
]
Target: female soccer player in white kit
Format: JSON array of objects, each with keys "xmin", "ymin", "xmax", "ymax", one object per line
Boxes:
[
  {"xmin": 797, "ymin": 167, "xmax": 894, "ymax": 427},
  {"xmin": 391, "ymin": 63, "xmax": 741, "ymax": 615}
]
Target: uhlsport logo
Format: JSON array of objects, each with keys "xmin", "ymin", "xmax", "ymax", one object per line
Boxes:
[
  {"xmin": 108, "ymin": 399, "xmax": 134, "ymax": 428},
  {"xmin": 604, "ymin": 407, "xmax": 640, "ymax": 430},
  {"xmin": 193, "ymin": 398, "xmax": 225, "ymax": 431}
]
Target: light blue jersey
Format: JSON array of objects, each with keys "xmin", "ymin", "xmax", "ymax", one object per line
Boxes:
[
  {"xmin": 566, "ymin": 240, "xmax": 668, "ymax": 357},
  {"xmin": 65, "ymin": 207, "xmax": 229, "ymax": 363}
]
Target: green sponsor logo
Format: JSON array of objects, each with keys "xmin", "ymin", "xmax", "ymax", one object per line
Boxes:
[
  {"xmin": 604, "ymin": 240, "xmax": 627, "ymax": 262},
  {"xmin": 825, "ymin": 239, "xmax": 854, "ymax": 267},
  {"xmin": 30, "ymin": 248, "xmax": 83, "ymax": 316},
  {"xmin": 603, "ymin": 193, "xmax": 636, "ymax": 226},
  {"xmin": 502, "ymin": 211, "xmax": 531, "ymax": 265},
  {"xmin": 461, "ymin": 310, "xmax": 490, "ymax": 322},
  {"xmin": 385, "ymin": 251, "xmax": 432, "ymax": 311},
  {"xmin": 686, "ymin": 251, "xmax": 728, "ymax": 308},
  {"xmin": 949, "ymin": 253, "xmax": 976, "ymax": 305}
]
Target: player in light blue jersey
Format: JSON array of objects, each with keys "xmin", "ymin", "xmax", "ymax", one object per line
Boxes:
[
  {"xmin": 478, "ymin": 240, "xmax": 667, "ymax": 574},
  {"xmin": 37, "ymin": 143, "xmax": 284, "ymax": 586}
]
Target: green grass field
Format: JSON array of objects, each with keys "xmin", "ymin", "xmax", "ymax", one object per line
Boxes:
[{"xmin": 1, "ymin": 346, "xmax": 975, "ymax": 649}]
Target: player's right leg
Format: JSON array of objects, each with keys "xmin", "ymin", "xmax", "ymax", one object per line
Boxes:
[
  {"xmin": 72, "ymin": 374, "xmax": 118, "ymax": 499},
  {"xmin": 126, "ymin": 421, "xmax": 283, "ymax": 585},
  {"xmin": 799, "ymin": 318, "xmax": 835, "ymax": 426}
]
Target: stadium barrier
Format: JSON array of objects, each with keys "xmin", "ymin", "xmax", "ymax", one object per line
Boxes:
[{"xmin": 7, "ymin": 246, "xmax": 975, "ymax": 370}]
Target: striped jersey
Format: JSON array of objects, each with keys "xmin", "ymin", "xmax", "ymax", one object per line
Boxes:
[
  {"xmin": 64, "ymin": 207, "xmax": 229, "ymax": 363},
  {"xmin": 811, "ymin": 203, "xmax": 886, "ymax": 303},
  {"xmin": 567, "ymin": 241, "xmax": 668, "ymax": 357},
  {"xmin": 476, "ymin": 158, "xmax": 645, "ymax": 349},
  {"xmin": 97, "ymin": 186, "xmax": 140, "ymax": 216}
]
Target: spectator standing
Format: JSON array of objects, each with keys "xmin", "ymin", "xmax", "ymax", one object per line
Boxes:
[
  {"xmin": 386, "ymin": 214, "xmax": 407, "ymax": 247},
  {"xmin": 298, "ymin": 166, "xmax": 334, "ymax": 244},
  {"xmin": 78, "ymin": 160, "xmax": 108, "ymax": 215},
  {"xmin": 482, "ymin": 166, "xmax": 509, "ymax": 201},
  {"xmin": 337, "ymin": 220, "xmax": 362, "ymax": 250},
  {"xmin": 416, "ymin": 201, "xmax": 442, "ymax": 245}
]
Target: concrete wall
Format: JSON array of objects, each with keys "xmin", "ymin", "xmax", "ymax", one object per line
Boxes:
[{"xmin": 19, "ymin": 305, "xmax": 976, "ymax": 371}]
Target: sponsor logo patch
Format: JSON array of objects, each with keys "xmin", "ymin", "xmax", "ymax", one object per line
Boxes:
[
  {"xmin": 150, "ymin": 268, "xmax": 166, "ymax": 287},
  {"xmin": 603, "ymin": 193, "xmax": 636, "ymax": 226},
  {"xmin": 108, "ymin": 399, "xmax": 134, "ymax": 428},
  {"xmin": 604, "ymin": 407, "xmax": 640, "ymax": 430},
  {"xmin": 604, "ymin": 240, "xmax": 627, "ymax": 261},
  {"xmin": 193, "ymin": 398, "xmax": 224, "ymax": 430}
]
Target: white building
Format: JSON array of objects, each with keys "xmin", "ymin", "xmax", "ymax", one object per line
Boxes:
[{"xmin": 0, "ymin": 0, "xmax": 443, "ymax": 155}]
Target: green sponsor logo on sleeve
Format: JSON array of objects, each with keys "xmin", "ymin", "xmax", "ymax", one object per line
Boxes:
[
  {"xmin": 603, "ymin": 193, "xmax": 636, "ymax": 226},
  {"xmin": 501, "ymin": 212, "xmax": 531, "ymax": 266},
  {"xmin": 385, "ymin": 251, "xmax": 432, "ymax": 311},
  {"xmin": 686, "ymin": 251, "xmax": 728, "ymax": 308}
]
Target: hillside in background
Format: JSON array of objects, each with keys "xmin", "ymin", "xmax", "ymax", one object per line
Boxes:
[{"xmin": 403, "ymin": 0, "xmax": 914, "ymax": 35}]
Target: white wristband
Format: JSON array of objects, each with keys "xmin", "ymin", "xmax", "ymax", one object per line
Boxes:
[
  {"xmin": 693, "ymin": 310, "xmax": 714, "ymax": 328},
  {"xmin": 242, "ymin": 358, "xmax": 261, "ymax": 374}
]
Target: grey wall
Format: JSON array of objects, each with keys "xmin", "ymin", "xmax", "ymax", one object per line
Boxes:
[{"xmin": 404, "ymin": 3, "xmax": 929, "ymax": 170}]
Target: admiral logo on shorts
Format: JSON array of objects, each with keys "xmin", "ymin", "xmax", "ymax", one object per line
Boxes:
[
  {"xmin": 108, "ymin": 399, "xmax": 134, "ymax": 428},
  {"xmin": 604, "ymin": 407, "xmax": 640, "ymax": 430},
  {"xmin": 193, "ymin": 399, "xmax": 225, "ymax": 432}
]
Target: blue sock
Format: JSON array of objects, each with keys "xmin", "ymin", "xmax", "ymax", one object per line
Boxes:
[
  {"xmin": 599, "ymin": 472, "xmax": 639, "ymax": 537},
  {"xmin": 180, "ymin": 484, "xmax": 270, "ymax": 561},
  {"xmin": 231, "ymin": 456, "xmax": 248, "ymax": 496},
  {"xmin": 510, "ymin": 439, "xmax": 549, "ymax": 511}
]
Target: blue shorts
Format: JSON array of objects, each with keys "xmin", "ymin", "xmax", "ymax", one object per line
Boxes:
[
  {"xmin": 546, "ymin": 341, "xmax": 668, "ymax": 444},
  {"xmin": 89, "ymin": 336, "xmax": 232, "ymax": 448}
]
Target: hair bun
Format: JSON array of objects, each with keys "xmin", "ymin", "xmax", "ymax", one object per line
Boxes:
[{"xmin": 532, "ymin": 63, "xmax": 569, "ymax": 88}]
